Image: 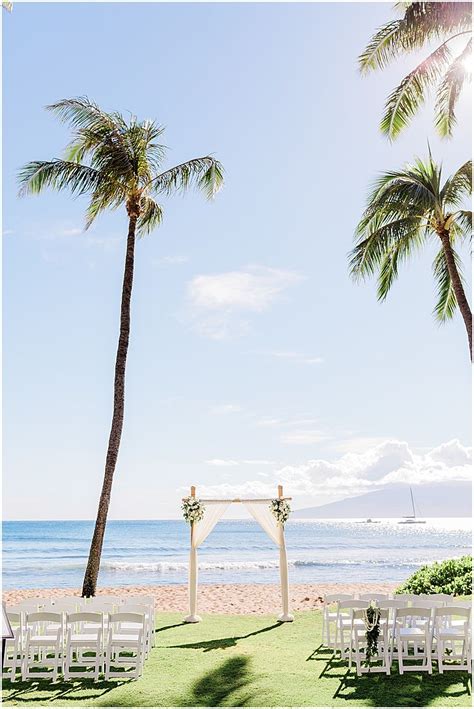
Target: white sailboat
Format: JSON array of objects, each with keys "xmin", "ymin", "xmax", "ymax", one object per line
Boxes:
[{"xmin": 398, "ymin": 487, "xmax": 426, "ymax": 524}]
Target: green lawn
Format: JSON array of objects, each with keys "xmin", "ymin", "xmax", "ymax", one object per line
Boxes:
[{"xmin": 2, "ymin": 611, "xmax": 471, "ymax": 707}]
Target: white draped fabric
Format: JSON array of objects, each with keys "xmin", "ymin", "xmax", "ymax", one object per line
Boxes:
[
  {"xmin": 243, "ymin": 501, "xmax": 293, "ymax": 622},
  {"xmin": 184, "ymin": 501, "xmax": 231, "ymax": 623}
]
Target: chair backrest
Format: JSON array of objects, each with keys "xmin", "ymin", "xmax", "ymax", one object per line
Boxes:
[
  {"xmin": 109, "ymin": 612, "xmax": 145, "ymax": 627},
  {"xmin": 418, "ymin": 593, "xmax": 453, "ymax": 602},
  {"xmin": 394, "ymin": 594, "xmax": 417, "ymax": 605},
  {"xmin": 352, "ymin": 607, "xmax": 389, "ymax": 624},
  {"xmin": 121, "ymin": 604, "xmax": 150, "ymax": 616},
  {"xmin": 66, "ymin": 612, "xmax": 103, "ymax": 629},
  {"xmin": 323, "ymin": 593, "xmax": 353, "ymax": 605},
  {"xmin": 450, "ymin": 599, "xmax": 472, "ymax": 609},
  {"xmin": 338, "ymin": 601, "xmax": 369, "ymax": 612},
  {"xmin": 85, "ymin": 600, "xmax": 116, "ymax": 613},
  {"xmin": 394, "ymin": 607, "xmax": 432, "ymax": 622},
  {"xmin": 6, "ymin": 611, "xmax": 22, "ymax": 627},
  {"xmin": 51, "ymin": 598, "xmax": 82, "ymax": 609},
  {"xmin": 435, "ymin": 606, "xmax": 471, "ymax": 619},
  {"xmin": 26, "ymin": 611, "xmax": 63, "ymax": 627},
  {"xmin": 412, "ymin": 597, "xmax": 446, "ymax": 608},
  {"xmin": 378, "ymin": 599, "xmax": 409, "ymax": 610},
  {"xmin": 358, "ymin": 593, "xmax": 390, "ymax": 602},
  {"xmin": 16, "ymin": 599, "xmax": 46, "ymax": 611}
]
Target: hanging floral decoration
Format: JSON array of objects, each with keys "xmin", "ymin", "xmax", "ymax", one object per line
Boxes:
[
  {"xmin": 182, "ymin": 496, "xmax": 206, "ymax": 524},
  {"xmin": 270, "ymin": 498, "xmax": 291, "ymax": 526},
  {"xmin": 364, "ymin": 605, "xmax": 381, "ymax": 664}
]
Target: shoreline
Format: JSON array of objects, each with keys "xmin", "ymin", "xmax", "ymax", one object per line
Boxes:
[{"xmin": 2, "ymin": 582, "xmax": 398, "ymax": 614}]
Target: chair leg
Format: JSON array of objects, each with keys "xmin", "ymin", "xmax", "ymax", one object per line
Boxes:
[
  {"xmin": 437, "ymin": 637, "xmax": 444, "ymax": 674},
  {"xmin": 397, "ymin": 636, "xmax": 403, "ymax": 675},
  {"xmin": 426, "ymin": 631, "xmax": 432, "ymax": 675}
]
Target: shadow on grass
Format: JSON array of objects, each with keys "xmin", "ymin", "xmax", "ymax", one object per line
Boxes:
[
  {"xmin": 166, "ymin": 621, "xmax": 281, "ymax": 652},
  {"xmin": 331, "ymin": 663, "xmax": 471, "ymax": 707},
  {"xmin": 179, "ymin": 655, "xmax": 256, "ymax": 707},
  {"xmin": 2, "ymin": 677, "xmax": 122, "ymax": 704}
]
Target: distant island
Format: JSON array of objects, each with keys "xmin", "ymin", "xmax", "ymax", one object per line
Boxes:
[{"xmin": 293, "ymin": 481, "xmax": 472, "ymax": 519}]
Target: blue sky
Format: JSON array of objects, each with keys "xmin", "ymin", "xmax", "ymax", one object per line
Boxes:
[{"xmin": 2, "ymin": 2, "xmax": 472, "ymax": 520}]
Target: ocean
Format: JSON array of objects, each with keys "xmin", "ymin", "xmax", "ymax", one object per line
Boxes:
[{"xmin": 2, "ymin": 518, "xmax": 471, "ymax": 590}]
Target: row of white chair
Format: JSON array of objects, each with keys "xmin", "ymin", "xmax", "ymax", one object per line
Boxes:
[
  {"xmin": 321, "ymin": 594, "xmax": 472, "ymax": 676},
  {"xmin": 345, "ymin": 605, "xmax": 472, "ymax": 676},
  {"xmin": 3, "ymin": 596, "xmax": 156, "ymax": 682}
]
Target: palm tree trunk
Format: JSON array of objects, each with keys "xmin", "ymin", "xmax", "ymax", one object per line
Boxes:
[
  {"xmin": 81, "ymin": 214, "xmax": 137, "ymax": 597},
  {"xmin": 439, "ymin": 230, "xmax": 472, "ymax": 360}
]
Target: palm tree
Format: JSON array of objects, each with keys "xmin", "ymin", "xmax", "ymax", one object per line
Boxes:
[
  {"xmin": 359, "ymin": 2, "xmax": 472, "ymax": 139},
  {"xmin": 350, "ymin": 155, "xmax": 472, "ymax": 357},
  {"xmin": 19, "ymin": 98, "xmax": 224, "ymax": 596}
]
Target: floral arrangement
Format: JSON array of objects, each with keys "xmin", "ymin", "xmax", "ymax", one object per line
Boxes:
[
  {"xmin": 270, "ymin": 498, "xmax": 291, "ymax": 526},
  {"xmin": 182, "ymin": 496, "xmax": 205, "ymax": 524},
  {"xmin": 364, "ymin": 605, "xmax": 381, "ymax": 664}
]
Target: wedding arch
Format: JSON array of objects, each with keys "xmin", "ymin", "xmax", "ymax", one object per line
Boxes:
[{"xmin": 181, "ymin": 485, "xmax": 294, "ymax": 623}]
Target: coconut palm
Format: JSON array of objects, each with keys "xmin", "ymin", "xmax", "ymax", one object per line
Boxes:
[
  {"xmin": 19, "ymin": 98, "xmax": 223, "ymax": 596},
  {"xmin": 359, "ymin": 2, "xmax": 472, "ymax": 139},
  {"xmin": 350, "ymin": 155, "xmax": 472, "ymax": 357}
]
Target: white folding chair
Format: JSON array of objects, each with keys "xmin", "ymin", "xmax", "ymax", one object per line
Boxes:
[
  {"xmin": 418, "ymin": 593, "xmax": 454, "ymax": 604},
  {"xmin": 351, "ymin": 608, "xmax": 391, "ymax": 676},
  {"xmin": 394, "ymin": 594, "xmax": 418, "ymax": 606},
  {"xmin": 358, "ymin": 593, "xmax": 391, "ymax": 602},
  {"xmin": 2, "ymin": 612, "xmax": 24, "ymax": 683},
  {"xmin": 120, "ymin": 604, "xmax": 152, "ymax": 658},
  {"xmin": 337, "ymin": 601, "xmax": 369, "ymax": 660},
  {"xmin": 125, "ymin": 596, "xmax": 156, "ymax": 647},
  {"xmin": 63, "ymin": 612, "xmax": 103, "ymax": 680},
  {"xmin": 378, "ymin": 599, "xmax": 409, "ymax": 651},
  {"xmin": 321, "ymin": 594, "xmax": 353, "ymax": 649},
  {"xmin": 433, "ymin": 607, "xmax": 471, "ymax": 673},
  {"xmin": 105, "ymin": 613, "xmax": 145, "ymax": 680},
  {"xmin": 23, "ymin": 612, "xmax": 64, "ymax": 681},
  {"xmin": 394, "ymin": 607, "xmax": 432, "ymax": 675}
]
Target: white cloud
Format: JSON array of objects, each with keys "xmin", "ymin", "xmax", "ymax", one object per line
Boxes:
[
  {"xmin": 282, "ymin": 429, "xmax": 330, "ymax": 445},
  {"xmin": 210, "ymin": 403, "xmax": 242, "ymax": 415},
  {"xmin": 154, "ymin": 255, "xmax": 189, "ymax": 266},
  {"xmin": 192, "ymin": 439, "xmax": 472, "ymax": 503},
  {"xmin": 267, "ymin": 351, "xmax": 324, "ymax": 366},
  {"xmin": 187, "ymin": 266, "xmax": 304, "ymax": 339},
  {"xmin": 206, "ymin": 459, "xmax": 275, "ymax": 467}
]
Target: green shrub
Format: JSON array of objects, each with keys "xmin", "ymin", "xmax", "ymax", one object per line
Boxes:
[{"xmin": 396, "ymin": 556, "xmax": 472, "ymax": 596}]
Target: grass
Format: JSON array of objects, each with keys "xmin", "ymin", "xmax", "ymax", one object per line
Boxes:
[{"xmin": 2, "ymin": 611, "xmax": 471, "ymax": 707}]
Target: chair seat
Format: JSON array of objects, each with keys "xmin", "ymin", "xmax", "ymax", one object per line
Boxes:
[
  {"xmin": 340, "ymin": 618, "xmax": 365, "ymax": 628},
  {"xmin": 437, "ymin": 628, "xmax": 468, "ymax": 639},
  {"xmin": 109, "ymin": 633, "xmax": 141, "ymax": 644},
  {"xmin": 398, "ymin": 627, "xmax": 427, "ymax": 638},
  {"xmin": 68, "ymin": 633, "xmax": 102, "ymax": 643},
  {"xmin": 28, "ymin": 634, "xmax": 61, "ymax": 644}
]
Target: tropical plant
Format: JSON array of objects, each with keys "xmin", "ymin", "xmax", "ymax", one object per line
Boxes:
[
  {"xmin": 19, "ymin": 97, "xmax": 223, "ymax": 597},
  {"xmin": 2, "ymin": 2, "xmax": 13, "ymax": 11},
  {"xmin": 350, "ymin": 154, "xmax": 472, "ymax": 358},
  {"xmin": 359, "ymin": 2, "xmax": 472, "ymax": 139},
  {"xmin": 396, "ymin": 556, "xmax": 472, "ymax": 596}
]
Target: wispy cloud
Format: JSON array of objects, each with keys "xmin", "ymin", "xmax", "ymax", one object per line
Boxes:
[
  {"xmin": 267, "ymin": 351, "xmax": 324, "ymax": 365},
  {"xmin": 206, "ymin": 459, "xmax": 275, "ymax": 467},
  {"xmin": 210, "ymin": 403, "xmax": 243, "ymax": 415},
  {"xmin": 154, "ymin": 255, "xmax": 189, "ymax": 266},
  {"xmin": 186, "ymin": 265, "xmax": 305, "ymax": 339},
  {"xmin": 193, "ymin": 439, "xmax": 472, "ymax": 502},
  {"xmin": 282, "ymin": 429, "xmax": 330, "ymax": 445}
]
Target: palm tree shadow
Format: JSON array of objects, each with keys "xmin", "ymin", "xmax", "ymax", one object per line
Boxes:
[
  {"xmin": 179, "ymin": 655, "xmax": 257, "ymax": 707},
  {"xmin": 166, "ymin": 621, "xmax": 282, "ymax": 652},
  {"xmin": 3, "ymin": 677, "xmax": 120, "ymax": 703}
]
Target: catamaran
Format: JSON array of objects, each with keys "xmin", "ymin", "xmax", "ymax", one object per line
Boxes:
[{"xmin": 398, "ymin": 487, "xmax": 426, "ymax": 524}]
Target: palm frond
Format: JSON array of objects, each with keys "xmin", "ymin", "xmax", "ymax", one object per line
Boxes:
[
  {"xmin": 136, "ymin": 196, "xmax": 164, "ymax": 235},
  {"xmin": 350, "ymin": 217, "xmax": 423, "ymax": 281},
  {"xmin": 376, "ymin": 228, "xmax": 424, "ymax": 300},
  {"xmin": 149, "ymin": 156, "xmax": 224, "ymax": 199},
  {"xmin": 454, "ymin": 210, "xmax": 473, "ymax": 240},
  {"xmin": 359, "ymin": 20, "xmax": 406, "ymax": 73},
  {"xmin": 440, "ymin": 160, "xmax": 472, "ymax": 207},
  {"xmin": 432, "ymin": 244, "xmax": 463, "ymax": 321},
  {"xmin": 18, "ymin": 160, "xmax": 101, "ymax": 197},
  {"xmin": 435, "ymin": 39, "xmax": 472, "ymax": 137},
  {"xmin": 380, "ymin": 42, "xmax": 452, "ymax": 139}
]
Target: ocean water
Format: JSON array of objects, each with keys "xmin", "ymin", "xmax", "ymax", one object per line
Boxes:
[{"xmin": 2, "ymin": 518, "xmax": 471, "ymax": 590}]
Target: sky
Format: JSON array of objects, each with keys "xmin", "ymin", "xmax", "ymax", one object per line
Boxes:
[{"xmin": 2, "ymin": 2, "xmax": 472, "ymax": 520}]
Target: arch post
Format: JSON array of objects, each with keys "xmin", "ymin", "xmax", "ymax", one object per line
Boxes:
[
  {"xmin": 277, "ymin": 485, "xmax": 294, "ymax": 622},
  {"xmin": 184, "ymin": 485, "xmax": 201, "ymax": 623}
]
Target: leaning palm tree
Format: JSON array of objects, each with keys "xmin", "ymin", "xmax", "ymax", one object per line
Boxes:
[
  {"xmin": 19, "ymin": 98, "xmax": 223, "ymax": 596},
  {"xmin": 359, "ymin": 2, "xmax": 472, "ymax": 139},
  {"xmin": 350, "ymin": 155, "xmax": 472, "ymax": 358}
]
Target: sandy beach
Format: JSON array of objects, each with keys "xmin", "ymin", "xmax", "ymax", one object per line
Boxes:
[{"xmin": 2, "ymin": 582, "xmax": 398, "ymax": 614}]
